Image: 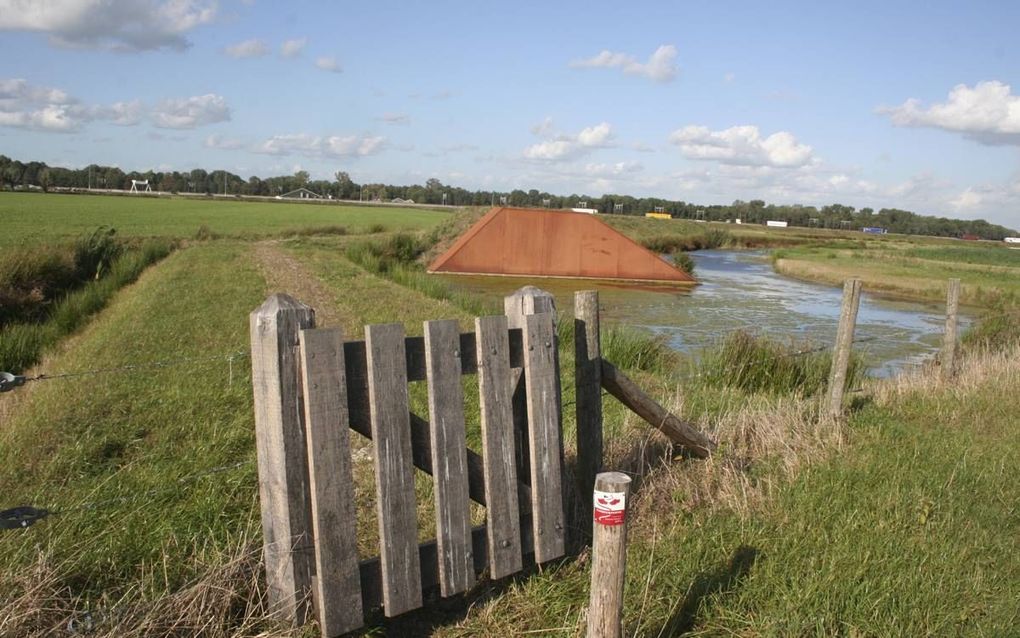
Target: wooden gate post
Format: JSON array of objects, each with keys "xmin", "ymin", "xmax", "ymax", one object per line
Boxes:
[
  {"xmin": 250, "ymin": 294, "xmax": 316, "ymax": 624},
  {"xmin": 586, "ymin": 471, "xmax": 632, "ymax": 638},
  {"xmin": 504, "ymin": 286, "xmax": 557, "ymax": 486},
  {"xmin": 941, "ymin": 278, "xmax": 961, "ymax": 381},
  {"xmin": 827, "ymin": 278, "xmax": 862, "ymax": 419},
  {"xmin": 574, "ymin": 290, "xmax": 603, "ymax": 523}
]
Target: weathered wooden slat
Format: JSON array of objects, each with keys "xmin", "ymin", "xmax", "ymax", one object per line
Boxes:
[
  {"xmin": 250, "ymin": 294, "xmax": 315, "ymax": 624},
  {"xmin": 600, "ymin": 360, "xmax": 715, "ymax": 458},
  {"xmin": 522, "ymin": 311, "xmax": 566, "ymax": 563},
  {"xmin": 475, "ymin": 315, "xmax": 524, "ymax": 579},
  {"xmin": 423, "ymin": 320, "xmax": 473, "ymax": 597},
  {"xmin": 356, "ymin": 518, "xmax": 536, "ymax": 612},
  {"xmin": 365, "ymin": 323, "xmax": 423, "ymax": 617},
  {"xmin": 402, "ymin": 329, "xmax": 524, "ymax": 381},
  {"xmin": 574, "ymin": 290, "xmax": 603, "ymax": 521},
  {"xmin": 344, "ymin": 343, "xmax": 533, "ymax": 508},
  {"xmin": 298, "ymin": 329, "xmax": 363, "ymax": 636}
]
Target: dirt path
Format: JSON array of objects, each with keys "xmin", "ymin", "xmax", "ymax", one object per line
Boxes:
[{"xmin": 251, "ymin": 241, "xmax": 356, "ymax": 332}]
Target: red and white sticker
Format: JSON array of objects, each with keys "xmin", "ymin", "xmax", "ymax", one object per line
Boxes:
[{"xmin": 593, "ymin": 490, "xmax": 626, "ymax": 526}]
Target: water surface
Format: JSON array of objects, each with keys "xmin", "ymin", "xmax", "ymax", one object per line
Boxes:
[{"xmin": 438, "ymin": 250, "xmax": 968, "ymax": 377}]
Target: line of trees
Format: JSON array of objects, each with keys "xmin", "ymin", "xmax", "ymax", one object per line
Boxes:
[{"xmin": 1, "ymin": 155, "xmax": 1014, "ymax": 239}]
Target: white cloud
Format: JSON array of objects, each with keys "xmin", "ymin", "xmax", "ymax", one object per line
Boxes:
[
  {"xmin": 0, "ymin": 0, "xmax": 216, "ymax": 51},
  {"xmin": 583, "ymin": 161, "xmax": 643, "ymax": 177},
  {"xmin": 523, "ymin": 121, "xmax": 614, "ymax": 161},
  {"xmin": 254, "ymin": 133, "xmax": 385, "ymax": 158},
  {"xmin": 949, "ymin": 187, "xmax": 982, "ymax": 211},
  {"xmin": 879, "ymin": 80, "xmax": 1020, "ymax": 145},
  {"xmin": 570, "ymin": 44, "xmax": 678, "ymax": 83},
  {"xmin": 204, "ymin": 133, "xmax": 244, "ymax": 150},
  {"xmin": 378, "ymin": 112, "xmax": 410, "ymax": 125},
  {"xmin": 0, "ymin": 78, "xmax": 142, "ymax": 132},
  {"xmin": 280, "ymin": 37, "xmax": 306, "ymax": 57},
  {"xmin": 530, "ymin": 116, "xmax": 554, "ymax": 136},
  {"xmin": 151, "ymin": 94, "xmax": 230, "ymax": 129},
  {"xmin": 669, "ymin": 125, "xmax": 815, "ymax": 168},
  {"xmin": 225, "ymin": 38, "xmax": 268, "ymax": 58},
  {"xmin": 315, "ymin": 56, "xmax": 343, "ymax": 73}
]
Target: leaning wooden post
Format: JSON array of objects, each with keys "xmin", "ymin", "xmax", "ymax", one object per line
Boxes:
[
  {"xmin": 941, "ymin": 278, "xmax": 961, "ymax": 381},
  {"xmin": 586, "ymin": 471, "xmax": 632, "ymax": 638},
  {"xmin": 575, "ymin": 290, "xmax": 603, "ymax": 523},
  {"xmin": 827, "ymin": 279, "xmax": 862, "ymax": 419},
  {"xmin": 250, "ymin": 294, "xmax": 316, "ymax": 624}
]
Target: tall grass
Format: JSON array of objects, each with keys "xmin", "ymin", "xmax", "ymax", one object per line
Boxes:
[
  {"xmin": 345, "ymin": 234, "xmax": 499, "ymax": 317},
  {"xmin": 697, "ymin": 330, "xmax": 864, "ymax": 396},
  {"xmin": 0, "ymin": 240, "xmax": 175, "ymax": 372}
]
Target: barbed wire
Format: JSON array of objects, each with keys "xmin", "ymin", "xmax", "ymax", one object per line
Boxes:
[
  {"xmin": 1, "ymin": 350, "xmax": 249, "ymax": 393},
  {"xmin": 0, "ymin": 459, "xmax": 254, "ymax": 531}
]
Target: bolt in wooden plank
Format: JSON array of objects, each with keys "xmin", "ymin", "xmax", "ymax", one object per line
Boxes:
[
  {"xmin": 299, "ymin": 328, "xmax": 364, "ymax": 636},
  {"xmin": 423, "ymin": 319, "xmax": 473, "ymax": 596},
  {"xmin": 365, "ymin": 323, "xmax": 422, "ymax": 617},
  {"xmin": 522, "ymin": 311, "xmax": 566, "ymax": 563},
  {"xmin": 250, "ymin": 293, "xmax": 315, "ymax": 624},
  {"xmin": 475, "ymin": 315, "xmax": 524, "ymax": 579}
]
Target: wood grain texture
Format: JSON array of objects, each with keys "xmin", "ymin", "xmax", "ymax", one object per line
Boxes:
[
  {"xmin": 299, "ymin": 328, "xmax": 364, "ymax": 637},
  {"xmin": 344, "ymin": 340, "xmax": 531, "ymax": 508},
  {"xmin": 941, "ymin": 278, "xmax": 961, "ymax": 381},
  {"xmin": 475, "ymin": 315, "xmax": 523, "ymax": 579},
  {"xmin": 574, "ymin": 290, "xmax": 603, "ymax": 520},
  {"xmin": 250, "ymin": 294, "xmax": 315, "ymax": 624},
  {"xmin": 365, "ymin": 323, "xmax": 423, "ymax": 617},
  {"xmin": 600, "ymin": 360, "xmax": 715, "ymax": 458},
  {"xmin": 586, "ymin": 472, "xmax": 633, "ymax": 638},
  {"xmin": 827, "ymin": 278, "xmax": 862, "ymax": 419},
  {"xmin": 423, "ymin": 320, "xmax": 473, "ymax": 596},
  {"xmin": 522, "ymin": 311, "xmax": 566, "ymax": 563}
]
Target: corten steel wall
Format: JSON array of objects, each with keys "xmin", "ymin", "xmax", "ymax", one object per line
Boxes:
[{"xmin": 428, "ymin": 207, "xmax": 695, "ymax": 284}]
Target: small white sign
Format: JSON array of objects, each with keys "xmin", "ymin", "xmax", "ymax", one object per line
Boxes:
[{"xmin": 593, "ymin": 490, "xmax": 626, "ymax": 526}]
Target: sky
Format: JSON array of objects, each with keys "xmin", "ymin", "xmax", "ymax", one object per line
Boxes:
[{"xmin": 1, "ymin": 0, "xmax": 1019, "ymax": 229}]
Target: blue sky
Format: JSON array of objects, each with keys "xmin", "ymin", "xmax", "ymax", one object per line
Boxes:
[{"xmin": 1, "ymin": 0, "xmax": 1019, "ymax": 228}]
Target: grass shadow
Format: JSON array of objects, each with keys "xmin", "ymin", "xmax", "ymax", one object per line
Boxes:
[{"xmin": 653, "ymin": 545, "xmax": 760, "ymax": 636}]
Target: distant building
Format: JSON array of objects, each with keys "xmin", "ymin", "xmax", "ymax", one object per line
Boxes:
[
  {"xmin": 766, "ymin": 220, "xmax": 788, "ymax": 228},
  {"xmin": 1004, "ymin": 237, "xmax": 1020, "ymax": 244},
  {"xmin": 645, "ymin": 212, "xmax": 671, "ymax": 220},
  {"xmin": 861, "ymin": 227, "xmax": 887, "ymax": 234},
  {"xmin": 391, "ymin": 197, "xmax": 415, "ymax": 204},
  {"xmin": 280, "ymin": 187, "xmax": 323, "ymax": 199},
  {"xmin": 571, "ymin": 207, "xmax": 598, "ymax": 214}
]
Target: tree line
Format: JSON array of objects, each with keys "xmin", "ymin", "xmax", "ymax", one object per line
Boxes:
[{"xmin": 1, "ymin": 155, "xmax": 1014, "ymax": 239}]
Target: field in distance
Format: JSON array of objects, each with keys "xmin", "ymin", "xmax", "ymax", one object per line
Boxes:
[{"xmin": 0, "ymin": 192, "xmax": 450, "ymax": 247}]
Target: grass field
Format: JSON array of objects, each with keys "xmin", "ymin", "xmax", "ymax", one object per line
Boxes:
[
  {"xmin": 773, "ymin": 240, "xmax": 1020, "ymax": 306},
  {"xmin": 0, "ymin": 192, "xmax": 450, "ymax": 246},
  {"xmin": 1, "ymin": 198, "xmax": 1018, "ymax": 636}
]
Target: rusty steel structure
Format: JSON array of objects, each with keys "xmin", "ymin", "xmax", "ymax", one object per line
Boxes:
[{"xmin": 428, "ymin": 207, "xmax": 696, "ymax": 284}]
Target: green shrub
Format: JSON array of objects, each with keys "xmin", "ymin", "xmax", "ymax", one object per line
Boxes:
[
  {"xmin": 701, "ymin": 228, "xmax": 732, "ymax": 249},
  {"xmin": 672, "ymin": 252, "xmax": 695, "ymax": 275}
]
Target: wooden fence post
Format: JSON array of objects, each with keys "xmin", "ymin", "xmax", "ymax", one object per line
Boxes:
[
  {"xmin": 504, "ymin": 286, "xmax": 557, "ymax": 491},
  {"xmin": 827, "ymin": 278, "xmax": 862, "ymax": 419},
  {"xmin": 250, "ymin": 294, "xmax": 316, "ymax": 624},
  {"xmin": 586, "ymin": 471, "xmax": 632, "ymax": 638},
  {"xmin": 941, "ymin": 278, "xmax": 961, "ymax": 381},
  {"xmin": 575, "ymin": 291, "xmax": 603, "ymax": 522}
]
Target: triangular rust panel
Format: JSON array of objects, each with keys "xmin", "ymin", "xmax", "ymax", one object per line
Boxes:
[{"xmin": 428, "ymin": 207, "xmax": 696, "ymax": 284}]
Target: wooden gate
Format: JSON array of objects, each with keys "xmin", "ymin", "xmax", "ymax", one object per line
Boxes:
[{"xmin": 250, "ymin": 290, "xmax": 566, "ymax": 636}]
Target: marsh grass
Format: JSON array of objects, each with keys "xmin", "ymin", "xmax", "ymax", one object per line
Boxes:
[
  {"xmin": 0, "ymin": 239, "xmax": 174, "ymax": 372},
  {"xmin": 696, "ymin": 330, "xmax": 864, "ymax": 397}
]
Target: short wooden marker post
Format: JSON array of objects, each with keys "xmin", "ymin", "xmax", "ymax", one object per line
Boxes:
[
  {"xmin": 586, "ymin": 471, "xmax": 632, "ymax": 638},
  {"xmin": 827, "ymin": 278, "xmax": 862, "ymax": 419},
  {"xmin": 941, "ymin": 278, "xmax": 961, "ymax": 381}
]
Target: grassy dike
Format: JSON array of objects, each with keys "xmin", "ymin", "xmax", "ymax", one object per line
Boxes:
[{"xmin": 2, "ymin": 219, "xmax": 1017, "ymax": 636}]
